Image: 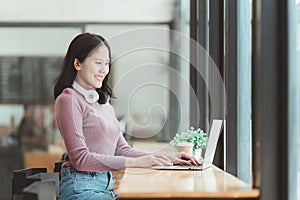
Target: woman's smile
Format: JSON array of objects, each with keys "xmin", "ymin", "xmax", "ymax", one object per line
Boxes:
[{"xmin": 94, "ymin": 74, "xmax": 105, "ymax": 82}]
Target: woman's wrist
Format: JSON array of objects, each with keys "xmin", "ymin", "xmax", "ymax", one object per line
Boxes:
[{"xmin": 125, "ymin": 157, "xmax": 135, "ymax": 168}]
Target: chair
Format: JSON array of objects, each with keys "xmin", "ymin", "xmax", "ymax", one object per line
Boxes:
[{"xmin": 12, "ymin": 167, "xmax": 59, "ymax": 200}]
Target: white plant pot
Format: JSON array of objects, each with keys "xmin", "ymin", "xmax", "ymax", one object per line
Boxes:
[
  {"xmin": 193, "ymin": 148, "xmax": 203, "ymax": 160},
  {"xmin": 176, "ymin": 142, "xmax": 194, "ymax": 155}
]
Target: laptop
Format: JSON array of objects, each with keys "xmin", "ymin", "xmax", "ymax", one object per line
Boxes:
[{"xmin": 152, "ymin": 119, "xmax": 223, "ymax": 170}]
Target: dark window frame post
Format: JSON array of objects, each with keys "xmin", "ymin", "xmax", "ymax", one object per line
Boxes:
[{"xmin": 252, "ymin": 0, "xmax": 288, "ymax": 199}]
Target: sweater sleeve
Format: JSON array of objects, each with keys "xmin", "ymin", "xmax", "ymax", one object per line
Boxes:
[
  {"xmin": 55, "ymin": 89, "xmax": 126, "ymax": 172},
  {"xmin": 114, "ymin": 134, "xmax": 151, "ymax": 157}
]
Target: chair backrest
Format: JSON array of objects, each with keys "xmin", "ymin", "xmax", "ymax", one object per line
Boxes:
[
  {"xmin": 12, "ymin": 168, "xmax": 47, "ymax": 195},
  {"xmin": 12, "ymin": 167, "xmax": 59, "ymax": 199}
]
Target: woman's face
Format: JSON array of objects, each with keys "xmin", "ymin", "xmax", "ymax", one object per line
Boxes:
[{"xmin": 74, "ymin": 45, "xmax": 110, "ymax": 89}]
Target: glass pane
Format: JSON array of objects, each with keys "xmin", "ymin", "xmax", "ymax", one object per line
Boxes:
[
  {"xmin": 237, "ymin": 0, "xmax": 252, "ymax": 184},
  {"xmin": 297, "ymin": 2, "xmax": 300, "ymax": 198},
  {"xmin": 288, "ymin": 0, "xmax": 300, "ymax": 200}
]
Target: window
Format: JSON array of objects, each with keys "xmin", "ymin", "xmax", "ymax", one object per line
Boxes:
[
  {"xmin": 288, "ymin": 0, "xmax": 300, "ymax": 199},
  {"xmin": 189, "ymin": 0, "xmax": 252, "ymax": 184}
]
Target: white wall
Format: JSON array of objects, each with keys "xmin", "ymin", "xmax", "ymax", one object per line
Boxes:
[
  {"xmin": 0, "ymin": 28, "xmax": 81, "ymax": 56},
  {"xmin": 0, "ymin": 0, "xmax": 174, "ymax": 23},
  {"xmin": 86, "ymin": 25, "xmax": 170, "ymax": 138}
]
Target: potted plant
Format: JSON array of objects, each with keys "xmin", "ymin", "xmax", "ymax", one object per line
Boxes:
[{"xmin": 170, "ymin": 127, "xmax": 208, "ymax": 158}]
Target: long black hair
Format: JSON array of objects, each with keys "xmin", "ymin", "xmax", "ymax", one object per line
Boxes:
[{"xmin": 54, "ymin": 33, "xmax": 112, "ymax": 104}]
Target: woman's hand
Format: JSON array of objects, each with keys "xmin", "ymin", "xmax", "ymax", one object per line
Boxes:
[
  {"xmin": 125, "ymin": 154, "xmax": 173, "ymax": 168},
  {"xmin": 165, "ymin": 152, "xmax": 202, "ymax": 166}
]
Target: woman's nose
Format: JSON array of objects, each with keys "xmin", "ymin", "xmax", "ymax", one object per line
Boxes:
[{"xmin": 99, "ymin": 65, "xmax": 109, "ymax": 74}]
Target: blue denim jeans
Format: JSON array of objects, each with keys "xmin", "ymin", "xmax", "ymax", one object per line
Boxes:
[{"xmin": 58, "ymin": 167, "xmax": 118, "ymax": 200}]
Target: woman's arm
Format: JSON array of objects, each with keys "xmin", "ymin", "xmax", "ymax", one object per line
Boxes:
[
  {"xmin": 115, "ymin": 133, "xmax": 200, "ymax": 167},
  {"xmin": 114, "ymin": 134, "xmax": 150, "ymax": 157}
]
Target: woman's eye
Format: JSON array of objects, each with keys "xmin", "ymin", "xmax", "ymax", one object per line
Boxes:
[{"xmin": 96, "ymin": 62, "xmax": 102, "ymax": 65}]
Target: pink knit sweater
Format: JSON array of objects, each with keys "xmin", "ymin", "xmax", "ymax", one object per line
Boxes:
[{"xmin": 55, "ymin": 88, "xmax": 149, "ymax": 172}]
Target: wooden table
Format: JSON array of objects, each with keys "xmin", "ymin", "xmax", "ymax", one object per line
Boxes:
[
  {"xmin": 25, "ymin": 151, "xmax": 62, "ymax": 172},
  {"xmin": 116, "ymin": 165, "xmax": 260, "ymax": 199}
]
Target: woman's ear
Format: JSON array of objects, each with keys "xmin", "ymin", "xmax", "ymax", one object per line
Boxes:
[{"xmin": 74, "ymin": 58, "xmax": 82, "ymax": 71}]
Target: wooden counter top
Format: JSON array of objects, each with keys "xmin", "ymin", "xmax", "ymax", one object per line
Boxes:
[
  {"xmin": 116, "ymin": 165, "xmax": 259, "ymax": 199},
  {"xmin": 25, "ymin": 151, "xmax": 62, "ymax": 172}
]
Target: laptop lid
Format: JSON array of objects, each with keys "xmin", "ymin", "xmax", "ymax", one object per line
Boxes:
[{"xmin": 202, "ymin": 119, "xmax": 223, "ymax": 166}]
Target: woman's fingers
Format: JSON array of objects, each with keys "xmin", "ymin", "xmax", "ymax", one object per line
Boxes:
[
  {"xmin": 172, "ymin": 158, "xmax": 192, "ymax": 165},
  {"xmin": 147, "ymin": 152, "xmax": 202, "ymax": 167},
  {"xmin": 183, "ymin": 155, "xmax": 198, "ymax": 165},
  {"xmin": 179, "ymin": 152, "xmax": 202, "ymax": 165}
]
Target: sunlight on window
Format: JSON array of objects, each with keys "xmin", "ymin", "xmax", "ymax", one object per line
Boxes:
[
  {"xmin": 289, "ymin": 1, "xmax": 300, "ymax": 200},
  {"xmin": 296, "ymin": 4, "xmax": 300, "ymax": 200},
  {"xmin": 295, "ymin": 2, "xmax": 300, "ymax": 200}
]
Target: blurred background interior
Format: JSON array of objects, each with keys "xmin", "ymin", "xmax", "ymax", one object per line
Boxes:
[
  {"xmin": 0, "ymin": 0, "xmax": 299, "ymax": 200},
  {"xmin": 0, "ymin": 1, "xmax": 191, "ymax": 199}
]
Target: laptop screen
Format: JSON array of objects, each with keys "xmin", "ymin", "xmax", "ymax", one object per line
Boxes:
[{"xmin": 203, "ymin": 119, "xmax": 223, "ymax": 165}]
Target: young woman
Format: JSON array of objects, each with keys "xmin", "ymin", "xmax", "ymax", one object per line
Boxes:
[{"xmin": 54, "ymin": 33, "xmax": 200, "ymax": 199}]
